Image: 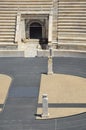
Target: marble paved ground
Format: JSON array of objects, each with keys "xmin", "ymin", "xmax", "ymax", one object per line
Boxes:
[
  {"xmin": 37, "ymin": 74, "xmax": 86, "ymax": 119},
  {"xmin": 0, "ymin": 74, "xmax": 12, "ymax": 112},
  {"xmin": 0, "ymin": 57, "xmax": 86, "ymax": 130}
]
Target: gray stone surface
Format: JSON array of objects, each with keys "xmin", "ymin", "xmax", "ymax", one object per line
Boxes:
[{"xmin": 0, "ymin": 57, "xmax": 86, "ymax": 130}]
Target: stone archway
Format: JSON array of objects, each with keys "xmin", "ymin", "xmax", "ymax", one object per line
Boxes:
[
  {"xmin": 30, "ymin": 22, "xmax": 42, "ymax": 39},
  {"xmin": 25, "ymin": 19, "xmax": 47, "ymax": 40},
  {"xmin": 16, "ymin": 13, "xmax": 53, "ymax": 45}
]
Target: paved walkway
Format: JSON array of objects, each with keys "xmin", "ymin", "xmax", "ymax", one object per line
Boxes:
[
  {"xmin": 37, "ymin": 74, "xmax": 86, "ymax": 119},
  {"xmin": 0, "ymin": 57, "xmax": 86, "ymax": 130},
  {"xmin": 0, "ymin": 74, "xmax": 12, "ymax": 112}
]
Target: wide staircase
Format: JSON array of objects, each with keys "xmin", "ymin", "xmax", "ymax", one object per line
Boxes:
[
  {"xmin": 0, "ymin": 0, "xmax": 52, "ymax": 57},
  {"xmin": 58, "ymin": 0, "xmax": 86, "ymax": 51},
  {"xmin": 0, "ymin": 0, "xmax": 86, "ymax": 57}
]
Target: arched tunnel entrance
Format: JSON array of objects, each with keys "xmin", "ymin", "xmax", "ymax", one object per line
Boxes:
[{"xmin": 30, "ymin": 22, "xmax": 42, "ymax": 39}]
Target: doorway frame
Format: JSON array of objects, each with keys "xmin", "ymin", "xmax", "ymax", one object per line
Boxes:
[
  {"xmin": 25, "ymin": 19, "xmax": 45, "ymax": 39},
  {"xmin": 15, "ymin": 11, "xmax": 53, "ymax": 45}
]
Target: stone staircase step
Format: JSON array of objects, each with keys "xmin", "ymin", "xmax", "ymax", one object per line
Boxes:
[
  {"xmin": 54, "ymin": 49, "xmax": 86, "ymax": 58},
  {"xmin": 58, "ymin": 29, "xmax": 86, "ymax": 32},
  {"xmin": 0, "ymin": 0, "xmax": 86, "ymax": 52},
  {"xmin": 58, "ymin": 43, "xmax": 86, "ymax": 51},
  {"xmin": 0, "ymin": 0, "xmax": 52, "ymax": 45},
  {"xmin": 0, "ymin": 43, "xmax": 18, "ymax": 50},
  {"xmin": 0, "ymin": 39, "xmax": 14, "ymax": 42},
  {"xmin": 58, "ymin": 39, "xmax": 86, "ymax": 43},
  {"xmin": 0, "ymin": 27, "xmax": 15, "ymax": 30},
  {"xmin": 0, "ymin": 50, "xmax": 24, "ymax": 57},
  {"xmin": 58, "ymin": 0, "xmax": 86, "ymax": 48},
  {"xmin": 28, "ymin": 39, "xmax": 39, "ymax": 44},
  {"xmin": 37, "ymin": 49, "xmax": 86, "ymax": 58},
  {"xmin": 0, "ymin": 16, "xmax": 16, "ymax": 20},
  {"xmin": 0, "ymin": 2, "xmax": 52, "ymax": 5},
  {"xmin": 0, "ymin": 23, "xmax": 15, "ymax": 26},
  {"xmin": 0, "ymin": 26, "xmax": 15, "ymax": 29},
  {"xmin": 0, "ymin": 35, "xmax": 14, "ymax": 39},
  {"xmin": 0, "ymin": 34, "xmax": 15, "ymax": 37}
]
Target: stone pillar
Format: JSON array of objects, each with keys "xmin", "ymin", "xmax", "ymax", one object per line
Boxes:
[
  {"xmin": 48, "ymin": 12, "xmax": 53, "ymax": 46},
  {"xmin": 15, "ymin": 12, "xmax": 21, "ymax": 44},
  {"xmin": 21, "ymin": 19, "xmax": 25, "ymax": 41},
  {"xmin": 48, "ymin": 47, "xmax": 53, "ymax": 75},
  {"xmin": 48, "ymin": 56, "xmax": 53, "ymax": 75},
  {"xmin": 42, "ymin": 94, "xmax": 49, "ymax": 118},
  {"xmin": 42, "ymin": 25, "xmax": 45, "ymax": 38}
]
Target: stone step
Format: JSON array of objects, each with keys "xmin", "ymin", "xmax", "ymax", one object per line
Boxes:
[
  {"xmin": 58, "ymin": 43, "xmax": 86, "ymax": 51},
  {"xmin": 58, "ymin": 17, "xmax": 86, "ymax": 20},
  {"xmin": 58, "ymin": 36, "xmax": 86, "ymax": 40},
  {"xmin": 0, "ymin": 1, "xmax": 52, "ymax": 5},
  {"xmin": 58, "ymin": 29, "xmax": 86, "ymax": 32},
  {"xmin": 0, "ymin": 43, "xmax": 18, "ymax": 49},
  {"xmin": 0, "ymin": 10, "xmax": 17, "ymax": 13},
  {"xmin": 0, "ymin": 22, "xmax": 15, "ymax": 26},
  {"xmin": 0, "ymin": 4, "xmax": 52, "ymax": 8},
  {"xmin": 0, "ymin": 0, "xmax": 52, "ymax": 46},
  {"xmin": 1, "ymin": 0, "xmax": 51, "ymax": 1},
  {"xmin": 58, "ymin": 34, "xmax": 86, "ymax": 38},
  {"xmin": 0, "ymin": 19, "xmax": 15, "ymax": 22},
  {"xmin": 54, "ymin": 49, "xmax": 86, "ymax": 58},
  {"xmin": 0, "ymin": 34, "xmax": 15, "ymax": 37},
  {"xmin": 37, "ymin": 49, "xmax": 86, "ymax": 58},
  {"xmin": 28, "ymin": 39, "xmax": 39, "ymax": 43},
  {"xmin": 58, "ymin": 39, "xmax": 86, "ymax": 44},
  {"xmin": 59, "ymin": 10, "xmax": 86, "ymax": 13},
  {"xmin": 0, "ymin": 6, "xmax": 50, "ymax": 10},
  {"xmin": 0, "ymin": 0, "xmax": 52, "ymax": 2},
  {"xmin": 59, "ymin": 0, "xmax": 86, "ymax": 2},
  {"xmin": 58, "ymin": 14, "xmax": 86, "ymax": 19},
  {"xmin": 59, "ymin": 7, "xmax": 86, "ymax": 10},
  {"xmin": 58, "ymin": 0, "xmax": 86, "ymax": 46},
  {"xmin": 58, "ymin": 19, "xmax": 86, "ymax": 24},
  {"xmin": 58, "ymin": 31, "xmax": 86, "ymax": 36},
  {"xmin": 59, "ymin": 14, "xmax": 86, "ymax": 17},
  {"xmin": 59, "ymin": 5, "xmax": 86, "ymax": 7},
  {"xmin": 58, "ymin": 26, "xmax": 86, "ymax": 29},
  {"xmin": 58, "ymin": 33, "xmax": 86, "ymax": 37},
  {"xmin": 0, "ymin": 50, "xmax": 24, "ymax": 57},
  {"xmin": 59, "ymin": 8, "xmax": 86, "ymax": 11},
  {"xmin": 58, "ymin": 23, "xmax": 86, "ymax": 26},
  {"xmin": 0, "ymin": 13, "xmax": 16, "ymax": 16},
  {"xmin": 0, "ymin": 39, "xmax": 14, "ymax": 42},
  {"xmin": 0, "ymin": 28, "xmax": 15, "ymax": 31},
  {"xmin": 59, "ymin": 4, "xmax": 86, "ymax": 7},
  {"xmin": 0, "ymin": 26, "xmax": 15, "ymax": 29},
  {"xmin": 0, "ymin": 0, "xmax": 86, "ymax": 51},
  {"xmin": 0, "ymin": 16, "xmax": 16, "ymax": 20},
  {"xmin": 59, "ymin": 2, "xmax": 86, "ymax": 4},
  {"xmin": 0, "ymin": 1, "xmax": 52, "ymax": 3}
]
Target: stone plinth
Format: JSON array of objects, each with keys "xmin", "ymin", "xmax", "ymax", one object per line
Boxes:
[
  {"xmin": 42, "ymin": 94, "xmax": 49, "ymax": 118},
  {"xmin": 48, "ymin": 56, "xmax": 53, "ymax": 74}
]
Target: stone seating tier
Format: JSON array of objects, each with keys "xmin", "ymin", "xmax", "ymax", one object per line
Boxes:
[{"xmin": 0, "ymin": 0, "xmax": 86, "ymax": 51}]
